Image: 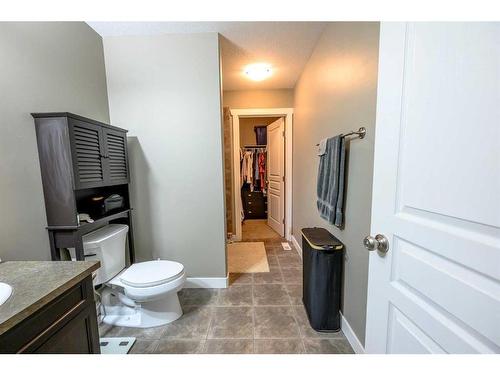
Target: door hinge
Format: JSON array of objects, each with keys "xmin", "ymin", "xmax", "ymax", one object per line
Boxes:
[
  {"xmin": 282, "ymin": 218, "xmax": 285, "ymax": 224},
  {"xmin": 282, "ymin": 131, "xmax": 285, "ymax": 137},
  {"xmin": 282, "ymin": 176, "xmax": 285, "ymax": 182}
]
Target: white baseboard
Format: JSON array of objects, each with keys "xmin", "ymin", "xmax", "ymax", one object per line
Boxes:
[
  {"xmin": 340, "ymin": 312, "xmax": 365, "ymax": 354},
  {"xmin": 290, "ymin": 234, "xmax": 302, "ymax": 258},
  {"xmin": 185, "ymin": 276, "xmax": 228, "ymax": 289}
]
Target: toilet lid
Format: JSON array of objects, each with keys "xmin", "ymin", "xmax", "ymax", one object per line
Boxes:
[{"xmin": 120, "ymin": 260, "xmax": 184, "ymax": 288}]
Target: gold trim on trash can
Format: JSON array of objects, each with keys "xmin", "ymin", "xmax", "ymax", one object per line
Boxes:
[{"xmin": 300, "ymin": 230, "xmax": 344, "ymax": 251}]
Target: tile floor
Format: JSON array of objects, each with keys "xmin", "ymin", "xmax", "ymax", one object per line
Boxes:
[{"xmin": 99, "ymin": 238, "xmax": 354, "ymax": 354}]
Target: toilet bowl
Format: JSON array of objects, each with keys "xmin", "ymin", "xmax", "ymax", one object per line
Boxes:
[
  {"xmin": 101, "ymin": 260, "xmax": 186, "ymax": 328},
  {"xmin": 78, "ymin": 224, "xmax": 186, "ymax": 328}
]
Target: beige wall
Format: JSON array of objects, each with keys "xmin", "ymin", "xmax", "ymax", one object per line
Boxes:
[
  {"xmin": 223, "ymin": 89, "xmax": 294, "ymax": 109},
  {"xmin": 239, "ymin": 117, "xmax": 279, "ymax": 146},
  {"xmin": 103, "ymin": 33, "xmax": 226, "ymax": 278},
  {"xmin": 0, "ymin": 22, "xmax": 110, "ymax": 261},
  {"xmin": 293, "ymin": 22, "xmax": 380, "ymax": 345}
]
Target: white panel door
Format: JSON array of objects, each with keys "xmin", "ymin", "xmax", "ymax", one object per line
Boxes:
[
  {"xmin": 267, "ymin": 118, "xmax": 285, "ymax": 236},
  {"xmin": 365, "ymin": 23, "xmax": 500, "ymax": 354}
]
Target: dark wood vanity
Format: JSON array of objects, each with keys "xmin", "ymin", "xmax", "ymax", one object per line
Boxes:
[{"xmin": 0, "ymin": 261, "xmax": 100, "ymax": 354}]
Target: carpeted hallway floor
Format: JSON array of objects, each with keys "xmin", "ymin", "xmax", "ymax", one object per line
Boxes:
[{"xmin": 241, "ymin": 219, "xmax": 281, "ymax": 241}]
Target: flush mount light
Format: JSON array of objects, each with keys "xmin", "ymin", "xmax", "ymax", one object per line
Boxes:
[{"xmin": 244, "ymin": 63, "xmax": 272, "ymax": 81}]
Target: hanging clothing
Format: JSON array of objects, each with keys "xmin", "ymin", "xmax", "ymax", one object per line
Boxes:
[
  {"xmin": 240, "ymin": 148, "xmax": 267, "ymax": 193},
  {"xmin": 254, "ymin": 151, "xmax": 260, "ymax": 181},
  {"xmin": 241, "ymin": 150, "xmax": 254, "ymax": 186}
]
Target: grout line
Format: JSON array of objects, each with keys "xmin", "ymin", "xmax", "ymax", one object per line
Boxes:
[
  {"xmin": 150, "ymin": 340, "xmax": 160, "ymax": 354},
  {"xmin": 204, "ymin": 299, "xmax": 216, "ymax": 342},
  {"xmin": 251, "ymin": 282, "xmax": 256, "ymax": 345}
]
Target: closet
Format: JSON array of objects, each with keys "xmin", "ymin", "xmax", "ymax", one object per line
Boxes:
[{"xmin": 241, "ymin": 125, "xmax": 268, "ymax": 220}]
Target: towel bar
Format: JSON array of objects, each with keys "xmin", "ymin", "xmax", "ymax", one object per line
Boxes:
[{"xmin": 316, "ymin": 127, "xmax": 366, "ymax": 146}]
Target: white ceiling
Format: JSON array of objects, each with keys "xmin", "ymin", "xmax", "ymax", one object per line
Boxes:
[{"xmin": 87, "ymin": 22, "xmax": 328, "ymax": 90}]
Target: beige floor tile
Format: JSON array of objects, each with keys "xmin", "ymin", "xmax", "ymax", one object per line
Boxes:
[
  {"xmin": 303, "ymin": 338, "xmax": 354, "ymax": 354},
  {"xmin": 281, "ymin": 267, "xmax": 303, "ymax": 284},
  {"xmin": 254, "ymin": 339, "xmax": 304, "ymax": 354},
  {"xmin": 154, "ymin": 339, "xmax": 205, "ymax": 354},
  {"xmin": 285, "ymin": 284, "xmax": 303, "ymax": 305},
  {"xmin": 208, "ymin": 306, "xmax": 254, "ymax": 339},
  {"xmin": 254, "ymin": 306, "xmax": 300, "ymax": 339},
  {"xmin": 253, "ymin": 266, "xmax": 283, "ymax": 284},
  {"xmin": 203, "ymin": 339, "xmax": 254, "ymax": 354},
  {"xmin": 277, "ymin": 254, "xmax": 302, "ymax": 268},
  {"xmin": 163, "ymin": 305, "xmax": 212, "ymax": 339},
  {"xmin": 228, "ymin": 273, "xmax": 253, "ymax": 285},
  {"xmin": 253, "ymin": 284, "xmax": 290, "ymax": 305},
  {"xmin": 178, "ymin": 288, "xmax": 219, "ymax": 306},
  {"xmin": 129, "ymin": 339, "xmax": 159, "ymax": 354},
  {"xmin": 217, "ymin": 285, "xmax": 253, "ymax": 306}
]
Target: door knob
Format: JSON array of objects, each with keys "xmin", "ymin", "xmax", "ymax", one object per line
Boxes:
[{"xmin": 363, "ymin": 234, "xmax": 389, "ymax": 253}]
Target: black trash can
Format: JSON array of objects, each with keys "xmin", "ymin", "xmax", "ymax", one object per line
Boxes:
[{"xmin": 302, "ymin": 227, "xmax": 344, "ymax": 332}]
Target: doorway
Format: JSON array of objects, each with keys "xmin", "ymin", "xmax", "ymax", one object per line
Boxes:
[
  {"xmin": 229, "ymin": 108, "xmax": 293, "ymax": 242},
  {"xmin": 240, "ymin": 116, "xmax": 282, "ymax": 241}
]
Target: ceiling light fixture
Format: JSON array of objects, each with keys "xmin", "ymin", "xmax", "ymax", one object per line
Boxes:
[{"xmin": 244, "ymin": 63, "xmax": 272, "ymax": 81}]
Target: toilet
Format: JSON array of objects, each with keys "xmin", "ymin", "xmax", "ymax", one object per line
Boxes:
[{"xmin": 79, "ymin": 224, "xmax": 186, "ymax": 328}]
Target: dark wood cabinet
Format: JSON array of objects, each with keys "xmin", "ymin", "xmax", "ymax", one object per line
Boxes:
[
  {"xmin": 69, "ymin": 118, "xmax": 107, "ymax": 189},
  {"xmin": 242, "ymin": 190, "xmax": 268, "ymax": 219},
  {"xmin": 32, "ymin": 112, "xmax": 135, "ymax": 262},
  {"xmin": 104, "ymin": 128, "xmax": 129, "ymax": 185},
  {"xmin": 65, "ymin": 116, "xmax": 129, "ymax": 190},
  {"xmin": 0, "ymin": 275, "xmax": 100, "ymax": 354}
]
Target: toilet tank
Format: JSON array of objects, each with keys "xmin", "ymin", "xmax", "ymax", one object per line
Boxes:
[{"xmin": 82, "ymin": 224, "xmax": 129, "ymax": 285}]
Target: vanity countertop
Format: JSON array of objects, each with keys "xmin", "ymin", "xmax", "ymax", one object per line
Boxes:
[{"xmin": 0, "ymin": 261, "xmax": 99, "ymax": 335}]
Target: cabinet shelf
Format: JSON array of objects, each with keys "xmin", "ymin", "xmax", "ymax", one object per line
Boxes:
[{"xmin": 46, "ymin": 209, "xmax": 131, "ymax": 232}]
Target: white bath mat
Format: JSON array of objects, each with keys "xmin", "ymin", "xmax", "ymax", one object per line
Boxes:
[{"xmin": 99, "ymin": 337, "xmax": 136, "ymax": 354}]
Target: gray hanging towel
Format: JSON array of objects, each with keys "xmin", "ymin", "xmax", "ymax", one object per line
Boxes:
[{"xmin": 316, "ymin": 135, "xmax": 346, "ymax": 227}]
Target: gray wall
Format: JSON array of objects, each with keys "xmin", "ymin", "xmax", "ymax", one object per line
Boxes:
[
  {"xmin": 293, "ymin": 22, "xmax": 380, "ymax": 345},
  {"xmin": 103, "ymin": 33, "xmax": 226, "ymax": 278},
  {"xmin": 0, "ymin": 22, "xmax": 109, "ymax": 261}
]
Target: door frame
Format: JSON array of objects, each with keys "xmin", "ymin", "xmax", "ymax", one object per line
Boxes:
[{"xmin": 230, "ymin": 108, "xmax": 293, "ymax": 241}]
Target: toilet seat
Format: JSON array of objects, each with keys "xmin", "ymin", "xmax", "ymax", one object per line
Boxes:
[
  {"xmin": 120, "ymin": 260, "xmax": 184, "ymax": 288},
  {"xmin": 107, "ymin": 260, "xmax": 186, "ymax": 303}
]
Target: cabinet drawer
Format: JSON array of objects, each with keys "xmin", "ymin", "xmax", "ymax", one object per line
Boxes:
[
  {"xmin": 244, "ymin": 209, "xmax": 267, "ymax": 219},
  {"xmin": 0, "ymin": 276, "xmax": 99, "ymax": 354}
]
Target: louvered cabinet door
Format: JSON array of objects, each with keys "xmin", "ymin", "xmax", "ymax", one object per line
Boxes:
[
  {"xmin": 69, "ymin": 120, "xmax": 105, "ymax": 189},
  {"xmin": 103, "ymin": 129, "xmax": 129, "ymax": 185}
]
